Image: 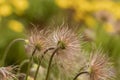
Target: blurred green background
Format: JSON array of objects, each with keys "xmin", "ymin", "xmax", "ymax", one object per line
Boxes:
[{"xmin": 0, "ymin": 0, "xmax": 120, "ymax": 79}]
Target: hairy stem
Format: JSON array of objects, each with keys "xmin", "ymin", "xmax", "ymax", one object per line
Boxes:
[
  {"xmin": 2, "ymin": 38, "xmax": 25, "ymax": 66},
  {"xmin": 34, "ymin": 47, "xmax": 54, "ymax": 80},
  {"xmin": 73, "ymin": 71, "xmax": 89, "ymax": 80},
  {"xmin": 25, "ymin": 47, "xmax": 37, "ymax": 80},
  {"xmin": 45, "ymin": 48, "xmax": 59, "ymax": 80}
]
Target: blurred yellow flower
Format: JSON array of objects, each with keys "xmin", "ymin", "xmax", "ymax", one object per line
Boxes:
[
  {"xmin": 74, "ymin": 12, "xmax": 85, "ymax": 21},
  {"xmin": 10, "ymin": 0, "xmax": 29, "ymax": 14},
  {"xmin": 8, "ymin": 20, "xmax": 24, "ymax": 33},
  {"xmin": 0, "ymin": 3, "xmax": 12, "ymax": 17},
  {"xmin": 92, "ymin": 1, "xmax": 114, "ymax": 11},
  {"xmin": 111, "ymin": 6, "xmax": 120, "ymax": 19},
  {"xmin": 103, "ymin": 23, "xmax": 115, "ymax": 33},
  {"xmin": 85, "ymin": 16, "xmax": 96, "ymax": 28},
  {"xmin": 55, "ymin": 0, "xmax": 120, "ymax": 34},
  {"xmin": 55, "ymin": 0, "xmax": 73, "ymax": 9},
  {"xmin": 55, "ymin": 0, "xmax": 120, "ymax": 19},
  {"xmin": 0, "ymin": 0, "xmax": 5, "ymax": 4},
  {"xmin": 76, "ymin": 1, "xmax": 92, "ymax": 12}
]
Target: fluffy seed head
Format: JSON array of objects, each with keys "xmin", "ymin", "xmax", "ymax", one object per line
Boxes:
[
  {"xmin": 0, "ymin": 66, "xmax": 17, "ymax": 80},
  {"xmin": 49, "ymin": 27, "xmax": 83, "ymax": 76},
  {"xmin": 25, "ymin": 27, "xmax": 49, "ymax": 56},
  {"xmin": 49, "ymin": 27, "xmax": 81, "ymax": 53},
  {"xmin": 89, "ymin": 50, "xmax": 115, "ymax": 80}
]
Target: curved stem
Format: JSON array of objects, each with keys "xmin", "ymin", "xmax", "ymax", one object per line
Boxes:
[
  {"xmin": 34, "ymin": 47, "xmax": 54, "ymax": 80},
  {"xmin": 25, "ymin": 47, "xmax": 37, "ymax": 80},
  {"xmin": 18, "ymin": 59, "xmax": 29, "ymax": 74},
  {"xmin": 2, "ymin": 38, "xmax": 25, "ymax": 66},
  {"xmin": 45, "ymin": 48, "xmax": 59, "ymax": 80},
  {"xmin": 73, "ymin": 71, "xmax": 89, "ymax": 80}
]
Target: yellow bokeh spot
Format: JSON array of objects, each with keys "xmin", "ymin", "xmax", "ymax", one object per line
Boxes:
[
  {"xmin": 111, "ymin": 6, "xmax": 120, "ymax": 19},
  {"xmin": 8, "ymin": 20, "xmax": 24, "ymax": 33},
  {"xmin": 85, "ymin": 16, "xmax": 96, "ymax": 28},
  {"xmin": 103, "ymin": 23, "xmax": 115, "ymax": 33},
  {"xmin": 0, "ymin": 4, "xmax": 12, "ymax": 17},
  {"xmin": 55, "ymin": 0, "xmax": 72, "ymax": 9},
  {"xmin": 10, "ymin": 0, "xmax": 29, "ymax": 14},
  {"xmin": 0, "ymin": 0, "xmax": 5, "ymax": 4},
  {"xmin": 92, "ymin": 1, "xmax": 114, "ymax": 11},
  {"xmin": 76, "ymin": 1, "xmax": 92, "ymax": 12}
]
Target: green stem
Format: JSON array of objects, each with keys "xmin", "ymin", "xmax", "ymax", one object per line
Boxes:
[
  {"xmin": 18, "ymin": 59, "xmax": 29, "ymax": 74},
  {"xmin": 0, "ymin": 17, "xmax": 2, "ymax": 28},
  {"xmin": 25, "ymin": 47, "xmax": 37, "ymax": 80},
  {"xmin": 45, "ymin": 48, "xmax": 59, "ymax": 80},
  {"xmin": 73, "ymin": 71, "xmax": 89, "ymax": 80},
  {"xmin": 1, "ymin": 38, "xmax": 25, "ymax": 66},
  {"xmin": 34, "ymin": 47, "xmax": 54, "ymax": 80}
]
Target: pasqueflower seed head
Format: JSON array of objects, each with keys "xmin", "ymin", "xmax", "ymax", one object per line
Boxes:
[
  {"xmin": 89, "ymin": 50, "xmax": 115, "ymax": 80},
  {"xmin": 25, "ymin": 27, "xmax": 49, "ymax": 56},
  {"xmin": 0, "ymin": 66, "xmax": 17, "ymax": 80},
  {"xmin": 49, "ymin": 27, "xmax": 84, "ymax": 76}
]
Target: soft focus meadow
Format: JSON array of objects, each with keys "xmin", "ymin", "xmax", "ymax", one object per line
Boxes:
[{"xmin": 0, "ymin": 0, "xmax": 120, "ymax": 80}]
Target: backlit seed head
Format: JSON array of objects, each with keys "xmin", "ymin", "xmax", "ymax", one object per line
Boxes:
[
  {"xmin": 25, "ymin": 27, "xmax": 49, "ymax": 56},
  {"xmin": 49, "ymin": 27, "xmax": 84, "ymax": 77},
  {"xmin": 89, "ymin": 50, "xmax": 115, "ymax": 80},
  {"xmin": 0, "ymin": 66, "xmax": 17, "ymax": 80}
]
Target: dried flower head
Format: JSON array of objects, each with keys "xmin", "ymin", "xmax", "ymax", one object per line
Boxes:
[
  {"xmin": 89, "ymin": 50, "xmax": 115, "ymax": 80},
  {"xmin": 95, "ymin": 10, "xmax": 115, "ymax": 23},
  {"xmin": 25, "ymin": 27, "xmax": 49, "ymax": 56},
  {"xmin": 49, "ymin": 27, "xmax": 84, "ymax": 76},
  {"xmin": 0, "ymin": 66, "xmax": 17, "ymax": 80}
]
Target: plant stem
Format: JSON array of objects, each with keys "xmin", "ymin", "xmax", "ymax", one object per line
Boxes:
[
  {"xmin": 18, "ymin": 59, "xmax": 29, "ymax": 74},
  {"xmin": 73, "ymin": 71, "xmax": 89, "ymax": 80},
  {"xmin": 1, "ymin": 38, "xmax": 25, "ymax": 66},
  {"xmin": 25, "ymin": 47, "xmax": 37, "ymax": 80},
  {"xmin": 34, "ymin": 47, "xmax": 54, "ymax": 80},
  {"xmin": 45, "ymin": 48, "xmax": 59, "ymax": 80},
  {"xmin": 0, "ymin": 17, "xmax": 2, "ymax": 28}
]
